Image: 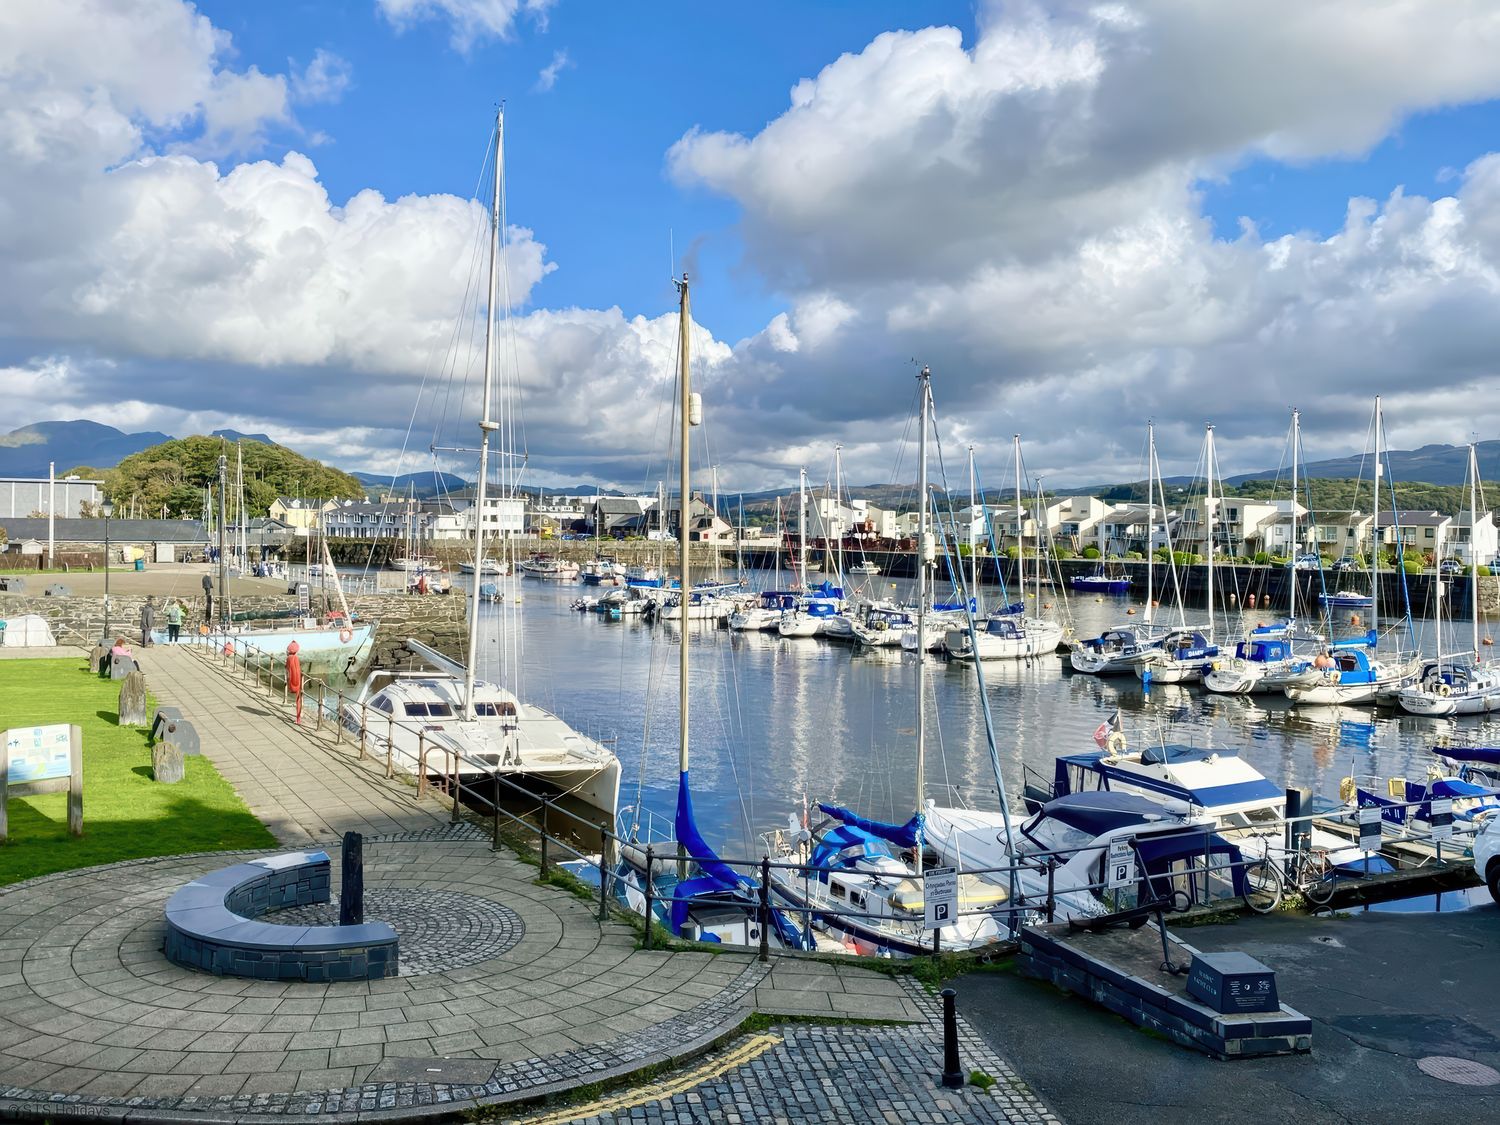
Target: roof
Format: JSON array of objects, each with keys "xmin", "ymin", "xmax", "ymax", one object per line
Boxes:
[
  {"xmin": 1039, "ymin": 791, "xmax": 1179, "ymax": 834},
  {"xmin": 0, "ymin": 517, "xmax": 206, "ymax": 543},
  {"xmin": 0, "ymin": 477, "xmax": 104, "ymax": 486},
  {"xmin": 272, "ymin": 497, "xmax": 318, "ymax": 509},
  {"xmin": 1393, "ymin": 510, "xmax": 1451, "ymax": 527}
]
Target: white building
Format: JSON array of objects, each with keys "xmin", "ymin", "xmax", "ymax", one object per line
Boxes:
[{"xmin": 0, "ymin": 476, "xmax": 103, "ymax": 519}]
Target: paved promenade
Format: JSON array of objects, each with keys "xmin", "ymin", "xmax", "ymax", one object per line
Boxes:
[{"xmin": 0, "ymin": 647, "xmax": 1058, "ymax": 1122}]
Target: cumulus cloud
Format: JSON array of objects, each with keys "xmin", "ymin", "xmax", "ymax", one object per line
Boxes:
[
  {"xmin": 292, "ymin": 49, "xmax": 353, "ymax": 104},
  {"xmin": 534, "ymin": 49, "xmax": 571, "ymax": 93},
  {"xmin": 375, "ymin": 0, "xmax": 554, "ymax": 50}
]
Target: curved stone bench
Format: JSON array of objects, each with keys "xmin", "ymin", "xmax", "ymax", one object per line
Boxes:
[{"xmin": 164, "ymin": 851, "xmax": 399, "ymax": 982}]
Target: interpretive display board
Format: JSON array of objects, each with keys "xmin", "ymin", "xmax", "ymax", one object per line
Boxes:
[{"xmin": 1, "ymin": 724, "xmax": 83, "ymax": 841}]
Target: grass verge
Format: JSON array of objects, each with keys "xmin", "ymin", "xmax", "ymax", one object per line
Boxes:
[{"xmin": 0, "ymin": 658, "xmax": 276, "ymax": 885}]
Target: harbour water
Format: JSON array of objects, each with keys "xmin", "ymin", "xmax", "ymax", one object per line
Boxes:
[{"xmin": 457, "ymin": 576, "xmax": 1497, "ymax": 861}]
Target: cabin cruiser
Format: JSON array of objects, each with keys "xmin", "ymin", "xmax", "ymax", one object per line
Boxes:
[
  {"xmin": 1349, "ymin": 758, "xmax": 1500, "ymax": 841},
  {"xmin": 1069, "ymin": 625, "xmax": 1172, "ymax": 675},
  {"xmin": 339, "ymin": 641, "xmax": 620, "ymax": 819},
  {"xmin": 1023, "ymin": 743, "xmax": 1385, "ymax": 875},
  {"xmin": 943, "ymin": 611, "xmax": 1064, "ymax": 661},
  {"xmin": 458, "ymin": 558, "xmax": 508, "ymax": 576},
  {"xmin": 923, "ymin": 792, "xmax": 1251, "ymax": 924},
  {"xmin": 517, "ymin": 553, "xmax": 581, "ymax": 580},
  {"xmin": 580, "ymin": 556, "xmax": 625, "ymax": 585}
]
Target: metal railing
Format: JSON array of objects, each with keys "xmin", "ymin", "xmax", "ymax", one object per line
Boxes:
[{"xmin": 192, "ymin": 637, "xmax": 1486, "ymax": 964}]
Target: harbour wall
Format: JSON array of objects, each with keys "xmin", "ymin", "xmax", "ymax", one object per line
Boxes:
[{"xmin": 0, "ymin": 591, "xmax": 468, "ymax": 669}]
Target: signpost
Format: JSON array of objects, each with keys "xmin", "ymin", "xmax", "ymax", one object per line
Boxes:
[
  {"xmin": 1106, "ymin": 838, "xmax": 1137, "ymax": 890},
  {"xmin": 1, "ymin": 724, "xmax": 83, "ymax": 841},
  {"xmin": 923, "ymin": 866, "xmax": 958, "ymax": 931},
  {"xmin": 1357, "ymin": 805, "xmax": 1382, "ymax": 853},
  {"xmin": 1429, "ymin": 797, "xmax": 1454, "ymax": 843}
]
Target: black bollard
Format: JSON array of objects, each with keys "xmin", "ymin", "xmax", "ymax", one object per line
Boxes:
[
  {"xmin": 340, "ymin": 831, "xmax": 364, "ymax": 926},
  {"xmin": 940, "ymin": 988, "xmax": 964, "ymax": 1089}
]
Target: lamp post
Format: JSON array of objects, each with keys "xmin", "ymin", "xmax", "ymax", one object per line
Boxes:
[{"xmin": 101, "ymin": 499, "xmax": 114, "ymax": 642}]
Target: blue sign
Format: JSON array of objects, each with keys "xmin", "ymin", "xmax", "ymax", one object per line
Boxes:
[{"xmin": 5, "ymin": 725, "xmax": 72, "ymax": 784}]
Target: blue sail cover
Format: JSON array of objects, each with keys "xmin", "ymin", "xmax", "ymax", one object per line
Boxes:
[
  {"xmin": 675, "ymin": 771, "xmax": 743, "ymax": 890},
  {"xmin": 818, "ymin": 802, "xmax": 922, "ymax": 849}
]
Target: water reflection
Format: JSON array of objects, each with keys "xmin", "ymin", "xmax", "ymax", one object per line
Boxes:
[{"xmin": 459, "ymin": 578, "xmax": 1500, "ymax": 860}]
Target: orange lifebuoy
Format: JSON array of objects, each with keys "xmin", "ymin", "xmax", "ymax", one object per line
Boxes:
[{"xmin": 339, "ymin": 628, "xmax": 353, "ymax": 644}]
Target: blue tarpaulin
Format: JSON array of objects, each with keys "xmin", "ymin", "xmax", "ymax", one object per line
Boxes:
[{"xmin": 817, "ymin": 802, "xmax": 922, "ymax": 849}]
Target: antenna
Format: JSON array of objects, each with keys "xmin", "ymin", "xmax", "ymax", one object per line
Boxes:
[{"xmin": 669, "ymin": 229, "xmax": 675, "ymax": 283}]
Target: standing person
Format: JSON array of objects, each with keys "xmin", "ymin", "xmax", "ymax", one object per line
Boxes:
[
  {"xmin": 140, "ymin": 595, "xmax": 156, "ymax": 647},
  {"xmin": 286, "ymin": 640, "xmax": 304, "ymax": 724},
  {"xmin": 202, "ymin": 572, "xmax": 214, "ymax": 624},
  {"xmin": 165, "ymin": 600, "xmax": 183, "ymax": 643}
]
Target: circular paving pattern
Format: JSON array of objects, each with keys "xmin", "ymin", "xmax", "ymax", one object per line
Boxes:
[
  {"xmin": 1417, "ymin": 1056, "xmax": 1500, "ymax": 1086},
  {"xmin": 267, "ymin": 889, "xmax": 525, "ymax": 975}
]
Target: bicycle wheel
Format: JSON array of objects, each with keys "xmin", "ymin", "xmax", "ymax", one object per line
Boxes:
[
  {"xmin": 1242, "ymin": 858, "xmax": 1283, "ymax": 914},
  {"xmin": 1302, "ymin": 852, "xmax": 1336, "ymax": 906}
]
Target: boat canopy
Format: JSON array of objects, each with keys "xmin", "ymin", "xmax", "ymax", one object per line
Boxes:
[
  {"xmin": 817, "ymin": 802, "xmax": 922, "ymax": 850},
  {"xmin": 1434, "ymin": 746, "xmax": 1500, "ymax": 767},
  {"xmin": 1053, "ymin": 748, "xmax": 1284, "ymax": 811},
  {"xmin": 1036, "ymin": 791, "xmax": 1178, "ymax": 836},
  {"xmin": 1330, "ymin": 629, "xmax": 1379, "ymax": 651}
]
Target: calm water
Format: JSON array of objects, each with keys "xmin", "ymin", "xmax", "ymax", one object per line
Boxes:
[{"xmin": 461, "ymin": 576, "xmax": 1500, "ymax": 862}]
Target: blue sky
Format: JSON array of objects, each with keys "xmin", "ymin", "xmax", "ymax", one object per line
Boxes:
[{"xmin": 10, "ymin": 1, "xmax": 1500, "ymax": 488}]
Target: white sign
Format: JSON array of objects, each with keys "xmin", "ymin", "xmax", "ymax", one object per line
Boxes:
[
  {"xmin": 1429, "ymin": 797, "xmax": 1454, "ymax": 842},
  {"xmin": 1106, "ymin": 839, "xmax": 1137, "ymax": 890},
  {"xmin": 1358, "ymin": 805, "xmax": 1383, "ymax": 853},
  {"xmin": 296, "ymin": 582, "xmax": 310, "ymax": 612},
  {"xmin": 5, "ymin": 725, "xmax": 71, "ymax": 784},
  {"xmin": 923, "ymin": 866, "xmax": 958, "ymax": 931}
]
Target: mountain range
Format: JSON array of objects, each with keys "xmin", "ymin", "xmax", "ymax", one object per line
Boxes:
[{"xmin": 4, "ymin": 418, "xmax": 1497, "ymax": 492}]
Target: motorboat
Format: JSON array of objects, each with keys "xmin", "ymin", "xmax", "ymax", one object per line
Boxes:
[
  {"xmin": 849, "ymin": 560, "xmax": 881, "ymax": 576},
  {"xmin": 1321, "ymin": 589, "xmax": 1373, "ymax": 610},
  {"xmin": 580, "ymin": 556, "xmax": 625, "ymax": 585},
  {"xmin": 1071, "ymin": 566, "xmax": 1129, "ymax": 595},
  {"xmin": 517, "ymin": 553, "xmax": 581, "ymax": 580},
  {"xmin": 458, "ymin": 558, "xmax": 508, "ymax": 576},
  {"xmin": 1348, "ymin": 762, "xmax": 1500, "ymax": 842}
]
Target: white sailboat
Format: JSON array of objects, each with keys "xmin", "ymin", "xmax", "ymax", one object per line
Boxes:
[
  {"xmin": 340, "ymin": 110, "xmax": 619, "ymax": 819},
  {"xmin": 1398, "ymin": 443, "xmax": 1500, "ymax": 716}
]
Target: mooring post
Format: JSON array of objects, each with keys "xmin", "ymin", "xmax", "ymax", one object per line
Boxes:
[
  {"xmin": 598, "ymin": 825, "xmax": 613, "ymax": 922},
  {"xmin": 940, "ymin": 988, "xmax": 964, "ymax": 1089},
  {"xmin": 758, "ymin": 856, "xmax": 771, "ymax": 963},
  {"xmin": 642, "ymin": 845, "xmax": 654, "ymax": 951},
  {"xmin": 539, "ymin": 802, "xmax": 550, "ymax": 874},
  {"xmin": 340, "ymin": 831, "xmax": 364, "ymax": 926}
]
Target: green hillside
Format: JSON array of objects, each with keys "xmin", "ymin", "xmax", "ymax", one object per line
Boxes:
[{"xmin": 68, "ymin": 436, "xmax": 365, "ymax": 519}]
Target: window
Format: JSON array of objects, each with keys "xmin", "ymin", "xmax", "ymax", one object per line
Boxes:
[
  {"xmin": 475, "ymin": 701, "xmax": 517, "ymax": 717},
  {"xmin": 403, "ymin": 701, "xmax": 454, "ymax": 717},
  {"xmin": 1425, "ymin": 528, "xmax": 1435, "ymax": 539},
  {"xmin": 830, "ymin": 882, "xmax": 847, "ymax": 900}
]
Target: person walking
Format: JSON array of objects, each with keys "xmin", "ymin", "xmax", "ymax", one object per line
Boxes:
[
  {"xmin": 165, "ymin": 600, "xmax": 183, "ymax": 642},
  {"xmin": 140, "ymin": 596, "xmax": 156, "ymax": 647},
  {"xmin": 286, "ymin": 640, "xmax": 304, "ymax": 724},
  {"xmin": 202, "ymin": 572, "xmax": 214, "ymax": 624}
]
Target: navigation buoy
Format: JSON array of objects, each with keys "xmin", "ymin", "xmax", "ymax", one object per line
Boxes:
[
  {"xmin": 1043, "ymin": 603, "xmax": 1053, "ymax": 610},
  {"xmin": 1151, "ymin": 599, "xmax": 1160, "ymax": 608},
  {"xmin": 1229, "ymin": 594, "xmax": 1238, "ymax": 605},
  {"xmin": 1484, "ymin": 636, "xmax": 1495, "ymax": 647},
  {"xmin": 1126, "ymin": 608, "xmax": 1137, "ymax": 616},
  {"xmin": 1247, "ymin": 594, "xmax": 1257, "ymax": 607}
]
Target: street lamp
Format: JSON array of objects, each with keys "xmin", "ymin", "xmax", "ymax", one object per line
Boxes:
[{"xmin": 101, "ymin": 499, "xmax": 114, "ymax": 642}]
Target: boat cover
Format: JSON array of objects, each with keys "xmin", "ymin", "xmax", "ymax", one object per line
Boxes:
[{"xmin": 817, "ymin": 802, "xmax": 922, "ymax": 849}]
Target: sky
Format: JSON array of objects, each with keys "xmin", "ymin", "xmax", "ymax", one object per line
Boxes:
[{"xmin": 7, "ymin": 0, "xmax": 1500, "ymax": 495}]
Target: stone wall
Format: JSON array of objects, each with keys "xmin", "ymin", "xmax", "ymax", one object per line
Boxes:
[{"xmin": 0, "ymin": 589, "xmax": 468, "ymax": 668}]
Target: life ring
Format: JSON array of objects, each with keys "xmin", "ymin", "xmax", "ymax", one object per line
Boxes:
[
  {"xmin": 198, "ymin": 624, "xmax": 210, "ymax": 636},
  {"xmin": 339, "ymin": 628, "xmax": 354, "ymax": 644},
  {"xmin": 1326, "ymin": 670, "xmax": 1341, "ymax": 684},
  {"xmin": 1210, "ymin": 660, "xmax": 1222, "ymax": 672},
  {"xmin": 1437, "ymin": 682, "xmax": 1452, "ymax": 698},
  {"xmin": 873, "ymin": 619, "xmax": 888, "ymax": 631},
  {"xmin": 1105, "ymin": 731, "xmax": 1127, "ymax": 753},
  {"xmin": 1339, "ymin": 776, "xmax": 1356, "ymax": 804}
]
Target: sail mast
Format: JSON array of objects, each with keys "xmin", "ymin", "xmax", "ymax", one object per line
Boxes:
[
  {"xmin": 968, "ymin": 446, "xmax": 978, "ymax": 606},
  {"xmin": 1470, "ymin": 443, "xmax": 1481, "ymax": 657},
  {"xmin": 799, "ymin": 467, "xmax": 808, "ymax": 588},
  {"xmin": 1146, "ymin": 423, "xmax": 1155, "ymax": 625},
  {"xmin": 1012, "ymin": 435, "xmax": 1023, "ymax": 601},
  {"xmin": 1205, "ymin": 425, "xmax": 1216, "ymax": 641},
  {"xmin": 1290, "ymin": 409, "xmax": 1299, "ymax": 625},
  {"xmin": 915, "ymin": 366, "xmax": 932, "ymax": 878},
  {"xmin": 834, "ymin": 445, "xmax": 844, "ymax": 585},
  {"xmin": 1372, "ymin": 397, "xmax": 1383, "ymax": 638},
  {"xmin": 462, "ymin": 108, "xmax": 503, "ymax": 720},
  {"xmin": 676, "ymin": 274, "xmax": 693, "ymax": 784}
]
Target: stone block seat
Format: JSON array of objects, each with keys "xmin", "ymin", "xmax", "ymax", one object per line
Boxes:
[{"xmin": 163, "ymin": 851, "xmax": 398, "ymax": 982}]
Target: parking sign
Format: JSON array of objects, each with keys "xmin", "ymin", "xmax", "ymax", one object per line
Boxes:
[
  {"xmin": 923, "ymin": 866, "xmax": 958, "ymax": 930},
  {"xmin": 1106, "ymin": 839, "xmax": 1136, "ymax": 890}
]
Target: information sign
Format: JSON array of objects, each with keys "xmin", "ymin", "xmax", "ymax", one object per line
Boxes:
[
  {"xmin": 5, "ymin": 725, "xmax": 71, "ymax": 784},
  {"xmin": 1106, "ymin": 838, "xmax": 1137, "ymax": 890},
  {"xmin": 1429, "ymin": 797, "xmax": 1454, "ymax": 842},
  {"xmin": 923, "ymin": 866, "xmax": 958, "ymax": 931},
  {"xmin": 297, "ymin": 583, "xmax": 310, "ymax": 612},
  {"xmin": 1358, "ymin": 805, "xmax": 1382, "ymax": 853}
]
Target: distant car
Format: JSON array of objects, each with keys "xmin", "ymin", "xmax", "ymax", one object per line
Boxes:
[
  {"xmin": 1439, "ymin": 559, "xmax": 1465, "ymax": 575},
  {"xmin": 1293, "ymin": 553, "xmax": 1322, "ymax": 571},
  {"xmin": 1474, "ymin": 814, "xmax": 1500, "ymax": 903},
  {"xmin": 1331, "ymin": 556, "xmax": 1360, "ymax": 572}
]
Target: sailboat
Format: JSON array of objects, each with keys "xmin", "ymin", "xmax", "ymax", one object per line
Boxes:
[
  {"xmin": 1398, "ymin": 443, "xmax": 1500, "ymax": 716},
  {"xmin": 763, "ymin": 367, "xmax": 1009, "ymax": 956},
  {"xmin": 614, "ymin": 273, "xmax": 810, "ymax": 949},
  {"xmin": 942, "ymin": 437, "xmax": 1064, "ymax": 661},
  {"xmin": 339, "ymin": 110, "xmax": 619, "ymax": 819}
]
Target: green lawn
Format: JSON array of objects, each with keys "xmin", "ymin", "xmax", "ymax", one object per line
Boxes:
[{"xmin": 0, "ymin": 658, "xmax": 275, "ymax": 885}]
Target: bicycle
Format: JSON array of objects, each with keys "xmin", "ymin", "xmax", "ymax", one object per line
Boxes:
[{"xmin": 1242, "ymin": 846, "xmax": 1337, "ymax": 914}]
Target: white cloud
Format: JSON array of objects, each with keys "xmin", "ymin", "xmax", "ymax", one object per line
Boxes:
[
  {"xmin": 533, "ymin": 49, "xmax": 571, "ymax": 93},
  {"xmin": 375, "ymin": 0, "xmax": 554, "ymax": 51},
  {"xmin": 292, "ymin": 49, "xmax": 353, "ymax": 105}
]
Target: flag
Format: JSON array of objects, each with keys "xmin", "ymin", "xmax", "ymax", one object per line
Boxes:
[{"xmin": 1093, "ymin": 711, "xmax": 1120, "ymax": 748}]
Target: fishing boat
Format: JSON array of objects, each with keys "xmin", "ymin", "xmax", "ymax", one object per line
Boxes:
[
  {"xmin": 517, "ymin": 552, "xmax": 580, "ymax": 580},
  {"xmin": 338, "ymin": 110, "xmax": 618, "ymax": 822},
  {"xmin": 458, "ymin": 558, "xmax": 508, "ymax": 576},
  {"xmin": 614, "ymin": 273, "xmax": 811, "ymax": 950},
  {"xmin": 849, "ymin": 560, "xmax": 881, "ymax": 576},
  {"xmin": 1398, "ymin": 445, "xmax": 1500, "ymax": 716},
  {"xmin": 580, "ymin": 555, "xmax": 625, "ymax": 585}
]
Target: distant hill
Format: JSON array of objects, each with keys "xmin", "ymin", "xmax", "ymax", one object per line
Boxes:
[
  {"xmin": 0, "ymin": 420, "xmax": 172, "ymax": 478},
  {"xmin": 351, "ymin": 470, "xmax": 469, "ymax": 499},
  {"xmin": 211, "ymin": 428, "xmax": 274, "ymax": 445},
  {"xmin": 1227, "ymin": 440, "xmax": 1500, "ymax": 487}
]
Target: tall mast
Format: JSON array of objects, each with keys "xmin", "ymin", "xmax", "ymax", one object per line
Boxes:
[
  {"xmin": 833, "ymin": 445, "xmax": 844, "ymax": 584},
  {"xmin": 711, "ymin": 464, "xmax": 720, "ymax": 580},
  {"xmin": 1470, "ymin": 443, "xmax": 1481, "ymax": 656},
  {"xmin": 235, "ymin": 443, "xmax": 246, "ymax": 569},
  {"xmin": 1012, "ymin": 435, "xmax": 1024, "ymax": 601},
  {"xmin": 968, "ymin": 446, "xmax": 978, "ymax": 606},
  {"xmin": 1290, "ymin": 409, "xmax": 1300, "ymax": 624},
  {"xmin": 675, "ymin": 272, "xmax": 694, "ymax": 792},
  {"xmin": 1372, "ymin": 397, "xmax": 1383, "ymax": 637},
  {"xmin": 216, "ymin": 454, "xmax": 228, "ymax": 627},
  {"xmin": 1145, "ymin": 423, "xmax": 1155, "ymax": 625},
  {"xmin": 462, "ymin": 107, "xmax": 503, "ymax": 720},
  {"xmin": 1205, "ymin": 425, "xmax": 1216, "ymax": 640},
  {"xmin": 914, "ymin": 366, "xmax": 932, "ymax": 877},
  {"xmin": 799, "ymin": 467, "xmax": 808, "ymax": 587}
]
